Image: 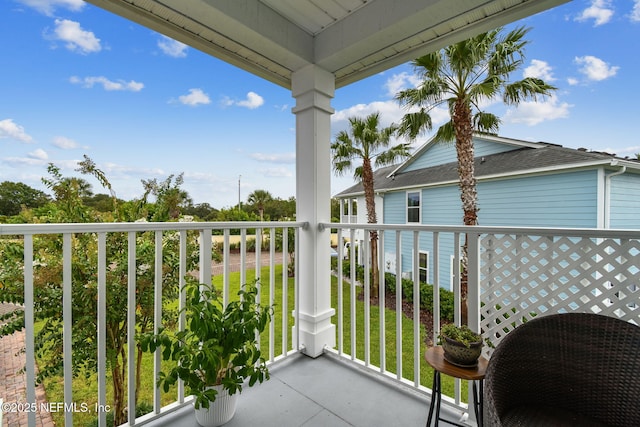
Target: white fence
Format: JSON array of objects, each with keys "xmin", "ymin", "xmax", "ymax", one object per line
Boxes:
[
  {"xmin": 327, "ymin": 223, "xmax": 640, "ymax": 420},
  {"xmin": 0, "ymin": 221, "xmax": 303, "ymax": 426}
]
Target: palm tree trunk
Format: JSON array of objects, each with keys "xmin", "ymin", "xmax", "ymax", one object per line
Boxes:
[
  {"xmin": 453, "ymin": 100, "xmax": 478, "ymax": 325},
  {"xmin": 361, "ymin": 158, "xmax": 380, "ymax": 295}
]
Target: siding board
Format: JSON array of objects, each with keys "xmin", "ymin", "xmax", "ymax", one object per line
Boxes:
[{"xmin": 610, "ymin": 173, "xmax": 640, "ymax": 228}]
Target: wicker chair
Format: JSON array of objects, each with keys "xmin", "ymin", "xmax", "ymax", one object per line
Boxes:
[{"xmin": 483, "ymin": 312, "xmax": 640, "ymax": 426}]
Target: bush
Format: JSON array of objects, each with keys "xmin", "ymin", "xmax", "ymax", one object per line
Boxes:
[
  {"xmin": 341, "ymin": 259, "xmax": 365, "ymax": 282},
  {"xmin": 383, "ymin": 273, "xmax": 454, "ymax": 322}
]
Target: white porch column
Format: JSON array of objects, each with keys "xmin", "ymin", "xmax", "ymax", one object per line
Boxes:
[{"xmin": 291, "ymin": 64, "xmax": 336, "ymax": 357}]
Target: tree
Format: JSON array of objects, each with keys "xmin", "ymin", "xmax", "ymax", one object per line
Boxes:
[
  {"xmin": 0, "ymin": 181, "xmax": 51, "ymax": 216},
  {"xmin": 247, "ymin": 190, "xmax": 273, "ymax": 221},
  {"xmin": 331, "ymin": 112, "xmax": 411, "ymax": 295},
  {"xmin": 183, "ymin": 202, "xmax": 219, "ymax": 221},
  {"xmin": 396, "ymin": 26, "xmax": 556, "ymax": 322},
  {"xmin": 0, "ymin": 160, "xmax": 200, "ymax": 425},
  {"xmin": 60, "ymin": 177, "xmax": 93, "ymax": 198},
  {"xmin": 141, "ymin": 173, "xmax": 192, "ymax": 221}
]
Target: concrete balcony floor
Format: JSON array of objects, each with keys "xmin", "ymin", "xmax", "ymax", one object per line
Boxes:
[{"xmin": 151, "ymin": 352, "xmax": 466, "ymax": 427}]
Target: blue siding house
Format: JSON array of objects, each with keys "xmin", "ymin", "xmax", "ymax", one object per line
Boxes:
[{"xmin": 335, "ymin": 134, "xmax": 640, "ymax": 289}]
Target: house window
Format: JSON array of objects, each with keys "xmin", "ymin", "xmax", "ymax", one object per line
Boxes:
[
  {"xmin": 419, "ymin": 251, "xmax": 429, "ymax": 283},
  {"xmin": 407, "ymin": 191, "xmax": 420, "ymax": 223}
]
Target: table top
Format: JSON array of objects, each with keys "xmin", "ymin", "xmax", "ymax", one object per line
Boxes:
[{"xmin": 425, "ymin": 346, "xmax": 488, "ymax": 381}]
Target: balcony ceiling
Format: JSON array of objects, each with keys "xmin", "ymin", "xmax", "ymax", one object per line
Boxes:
[{"xmin": 84, "ymin": 0, "xmax": 568, "ymax": 89}]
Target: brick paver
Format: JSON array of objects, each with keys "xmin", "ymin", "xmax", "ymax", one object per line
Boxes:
[{"xmin": 0, "ymin": 304, "xmax": 55, "ymax": 427}]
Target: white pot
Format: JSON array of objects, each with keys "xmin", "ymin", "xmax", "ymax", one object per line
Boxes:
[{"xmin": 194, "ymin": 385, "xmax": 239, "ymax": 427}]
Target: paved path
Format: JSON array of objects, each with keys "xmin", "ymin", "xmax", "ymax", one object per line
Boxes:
[
  {"xmin": 0, "ymin": 304, "xmax": 55, "ymax": 427},
  {"xmin": 212, "ymin": 250, "xmax": 285, "ymax": 277}
]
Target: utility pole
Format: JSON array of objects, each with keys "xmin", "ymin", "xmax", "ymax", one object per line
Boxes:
[{"xmin": 238, "ymin": 174, "xmax": 241, "ymax": 211}]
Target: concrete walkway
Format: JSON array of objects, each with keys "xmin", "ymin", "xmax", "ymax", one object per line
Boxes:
[{"xmin": 0, "ymin": 304, "xmax": 55, "ymax": 427}]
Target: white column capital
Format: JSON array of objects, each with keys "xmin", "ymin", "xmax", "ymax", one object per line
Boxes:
[{"xmin": 291, "ymin": 65, "xmax": 335, "ymax": 115}]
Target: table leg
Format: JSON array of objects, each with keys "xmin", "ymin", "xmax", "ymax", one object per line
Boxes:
[
  {"xmin": 472, "ymin": 379, "xmax": 483, "ymax": 427},
  {"xmin": 426, "ymin": 371, "xmax": 441, "ymax": 427},
  {"xmin": 478, "ymin": 379, "xmax": 483, "ymax": 426}
]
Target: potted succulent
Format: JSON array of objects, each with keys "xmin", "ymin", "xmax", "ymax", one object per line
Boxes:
[
  {"xmin": 438, "ymin": 324, "xmax": 490, "ymax": 367},
  {"xmin": 140, "ymin": 278, "xmax": 273, "ymax": 427}
]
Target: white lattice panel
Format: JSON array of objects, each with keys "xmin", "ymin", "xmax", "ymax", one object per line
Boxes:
[{"xmin": 479, "ymin": 234, "xmax": 640, "ymax": 349}]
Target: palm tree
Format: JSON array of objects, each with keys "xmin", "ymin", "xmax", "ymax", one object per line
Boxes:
[
  {"xmin": 396, "ymin": 26, "xmax": 556, "ymax": 322},
  {"xmin": 332, "ymin": 112, "xmax": 411, "ymax": 295},
  {"xmin": 247, "ymin": 189, "xmax": 273, "ymax": 221}
]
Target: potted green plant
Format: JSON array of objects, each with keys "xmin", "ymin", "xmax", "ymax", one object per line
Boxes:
[
  {"xmin": 438, "ymin": 324, "xmax": 490, "ymax": 367},
  {"xmin": 140, "ymin": 278, "xmax": 273, "ymax": 427}
]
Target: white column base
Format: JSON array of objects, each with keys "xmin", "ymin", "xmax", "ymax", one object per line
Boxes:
[{"xmin": 293, "ymin": 308, "xmax": 336, "ymax": 358}]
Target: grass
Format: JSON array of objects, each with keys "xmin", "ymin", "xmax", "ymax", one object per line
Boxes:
[{"xmin": 39, "ymin": 264, "xmax": 466, "ymax": 425}]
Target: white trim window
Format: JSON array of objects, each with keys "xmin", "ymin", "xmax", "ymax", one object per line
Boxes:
[{"xmin": 407, "ymin": 191, "xmax": 421, "ymax": 223}]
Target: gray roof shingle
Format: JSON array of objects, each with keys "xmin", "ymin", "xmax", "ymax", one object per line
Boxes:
[{"xmin": 334, "ymin": 144, "xmax": 627, "ymax": 198}]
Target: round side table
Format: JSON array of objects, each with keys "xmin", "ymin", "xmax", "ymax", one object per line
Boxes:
[{"xmin": 425, "ymin": 346, "xmax": 488, "ymax": 427}]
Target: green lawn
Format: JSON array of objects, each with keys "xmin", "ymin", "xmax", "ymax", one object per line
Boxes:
[{"xmin": 40, "ymin": 265, "xmax": 466, "ymax": 426}]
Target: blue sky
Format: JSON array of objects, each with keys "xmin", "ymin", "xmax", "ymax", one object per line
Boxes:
[{"xmin": 1, "ymin": 0, "xmax": 639, "ymax": 209}]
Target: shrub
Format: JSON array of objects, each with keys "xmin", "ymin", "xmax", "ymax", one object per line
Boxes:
[
  {"xmin": 383, "ymin": 273, "xmax": 454, "ymax": 322},
  {"xmin": 341, "ymin": 260, "xmax": 365, "ymax": 282}
]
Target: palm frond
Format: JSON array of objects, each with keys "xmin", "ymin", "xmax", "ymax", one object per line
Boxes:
[
  {"xmin": 473, "ymin": 112, "xmax": 500, "ymax": 134},
  {"xmin": 396, "ymin": 109, "xmax": 432, "ymax": 139},
  {"xmin": 503, "ymin": 78, "xmax": 557, "ymax": 104},
  {"xmin": 331, "ymin": 111, "xmax": 410, "ymax": 179},
  {"xmin": 375, "ymin": 143, "xmax": 412, "ymax": 167},
  {"xmin": 433, "ymin": 122, "xmax": 455, "ymax": 143}
]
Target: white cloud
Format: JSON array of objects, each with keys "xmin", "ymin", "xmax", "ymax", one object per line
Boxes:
[
  {"xmin": 333, "ymin": 101, "xmax": 402, "ymax": 128},
  {"xmin": 52, "ymin": 19, "xmax": 101, "ymax": 54},
  {"xmin": 258, "ymin": 167, "xmax": 293, "ymax": 178},
  {"xmin": 158, "ymin": 36, "xmax": 188, "ymax": 58},
  {"xmin": 178, "ymin": 89, "xmax": 211, "ymax": 106},
  {"xmin": 524, "ymin": 59, "xmax": 556, "ymax": 81},
  {"xmin": 384, "ymin": 71, "xmax": 422, "ymax": 97},
  {"xmin": 332, "ymin": 100, "xmax": 449, "ymax": 133},
  {"xmin": 249, "ymin": 152, "xmax": 295, "ymax": 163},
  {"xmin": 630, "ymin": 0, "xmax": 640, "ymax": 22},
  {"xmin": 52, "ymin": 136, "xmax": 79, "ymax": 149},
  {"xmin": 575, "ymin": 0, "xmax": 614, "ymax": 26},
  {"xmin": 223, "ymin": 92, "xmax": 265, "ymax": 109},
  {"xmin": 69, "ymin": 76, "xmax": 144, "ymax": 91},
  {"xmin": 0, "ymin": 119, "xmax": 33, "ymax": 143},
  {"xmin": 28, "ymin": 148, "xmax": 48, "ymax": 160},
  {"xmin": 17, "ymin": 0, "xmax": 84, "ymax": 16},
  {"xmin": 100, "ymin": 162, "xmax": 165, "ymax": 177},
  {"xmin": 3, "ymin": 156, "xmax": 48, "ymax": 167},
  {"xmin": 574, "ymin": 55, "xmax": 619, "ymax": 81},
  {"xmin": 503, "ymin": 95, "xmax": 571, "ymax": 126},
  {"xmin": 567, "ymin": 77, "xmax": 579, "ymax": 86}
]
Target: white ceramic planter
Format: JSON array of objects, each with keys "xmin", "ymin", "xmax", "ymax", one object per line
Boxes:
[{"xmin": 194, "ymin": 385, "xmax": 239, "ymax": 427}]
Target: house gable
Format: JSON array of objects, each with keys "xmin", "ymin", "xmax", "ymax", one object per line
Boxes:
[{"xmin": 398, "ymin": 134, "xmax": 541, "ymax": 174}]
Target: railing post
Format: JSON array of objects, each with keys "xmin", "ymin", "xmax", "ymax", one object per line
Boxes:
[
  {"xmin": 24, "ymin": 235, "xmax": 36, "ymax": 427},
  {"xmin": 467, "ymin": 231, "xmax": 481, "ymax": 425}
]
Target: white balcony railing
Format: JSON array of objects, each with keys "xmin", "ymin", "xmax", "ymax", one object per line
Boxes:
[
  {"xmin": 327, "ymin": 223, "xmax": 640, "ymax": 421},
  {"xmin": 0, "ymin": 221, "xmax": 304, "ymax": 426},
  {"xmin": 2, "ymin": 221, "xmax": 639, "ymax": 426}
]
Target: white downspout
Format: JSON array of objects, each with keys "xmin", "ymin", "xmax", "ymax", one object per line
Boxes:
[{"xmin": 604, "ymin": 162, "xmax": 626, "ymax": 229}]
